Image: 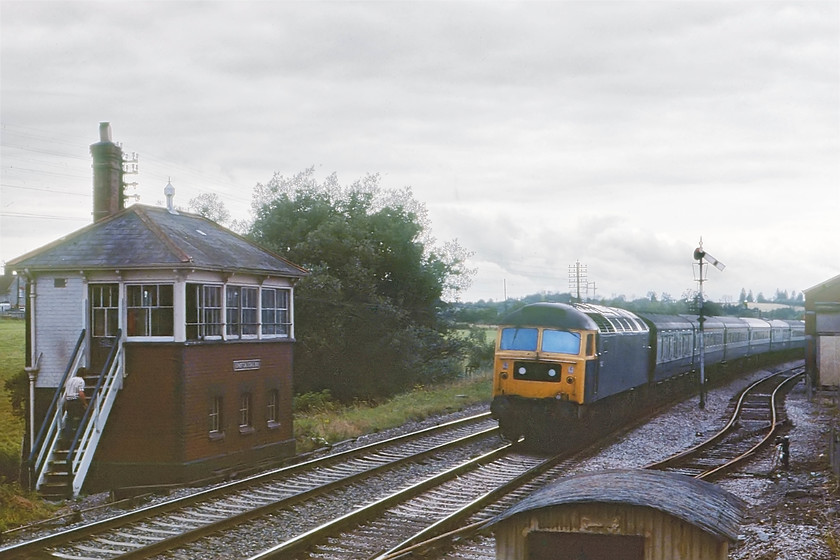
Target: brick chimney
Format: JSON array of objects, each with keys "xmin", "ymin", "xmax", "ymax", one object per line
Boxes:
[{"xmin": 90, "ymin": 122, "xmax": 125, "ymax": 221}]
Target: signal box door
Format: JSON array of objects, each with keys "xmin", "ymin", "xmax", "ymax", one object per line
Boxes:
[{"xmin": 89, "ymin": 283, "xmax": 120, "ymax": 373}]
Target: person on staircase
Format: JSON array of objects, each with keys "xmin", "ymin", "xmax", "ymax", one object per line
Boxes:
[{"xmin": 62, "ymin": 368, "xmax": 88, "ymax": 445}]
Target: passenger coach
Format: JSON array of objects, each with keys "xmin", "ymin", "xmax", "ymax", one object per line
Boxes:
[{"xmin": 491, "ymin": 302, "xmax": 804, "ymax": 450}]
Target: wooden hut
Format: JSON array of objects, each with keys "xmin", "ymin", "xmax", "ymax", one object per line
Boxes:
[{"xmin": 485, "ymin": 469, "xmax": 744, "ymax": 560}]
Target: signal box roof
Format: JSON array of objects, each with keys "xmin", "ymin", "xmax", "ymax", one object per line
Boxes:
[{"xmin": 7, "ymin": 204, "xmax": 308, "ymax": 278}]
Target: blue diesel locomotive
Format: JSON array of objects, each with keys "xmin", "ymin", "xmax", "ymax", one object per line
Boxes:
[{"xmin": 490, "ymin": 302, "xmax": 804, "ymax": 450}]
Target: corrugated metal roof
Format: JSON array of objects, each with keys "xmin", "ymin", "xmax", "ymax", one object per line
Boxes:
[
  {"xmin": 484, "ymin": 469, "xmax": 745, "ymax": 542},
  {"xmin": 7, "ymin": 204, "xmax": 308, "ymax": 278}
]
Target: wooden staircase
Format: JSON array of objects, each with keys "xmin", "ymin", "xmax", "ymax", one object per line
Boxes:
[
  {"xmin": 29, "ymin": 331, "xmax": 124, "ymax": 499},
  {"xmin": 39, "ymin": 449, "xmax": 72, "ymax": 500}
]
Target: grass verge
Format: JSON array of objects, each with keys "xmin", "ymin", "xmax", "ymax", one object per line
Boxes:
[
  {"xmin": 1, "ymin": 319, "xmax": 25, "ymax": 475},
  {"xmin": 294, "ymin": 372, "xmax": 492, "ymax": 453}
]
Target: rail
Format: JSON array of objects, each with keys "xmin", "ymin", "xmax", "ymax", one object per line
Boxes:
[
  {"xmin": 0, "ymin": 413, "xmax": 496, "ymax": 559},
  {"xmin": 643, "ymin": 366, "xmax": 803, "ymax": 479}
]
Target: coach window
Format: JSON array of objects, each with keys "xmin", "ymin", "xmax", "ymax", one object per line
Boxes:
[
  {"xmin": 187, "ymin": 284, "xmax": 223, "ymax": 340},
  {"xmin": 126, "ymin": 284, "xmax": 174, "ymax": 338}
]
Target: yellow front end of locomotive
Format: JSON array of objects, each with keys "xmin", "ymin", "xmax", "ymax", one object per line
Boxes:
[{"xmin": 493, "ymin": 326, "xmax": 596, "ymax": 405}]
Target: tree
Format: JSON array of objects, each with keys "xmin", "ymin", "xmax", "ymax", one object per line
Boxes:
[
  {"xmin": 739, "ymin": 288, "xmax": 747, "ymax": 304},
  {"xmin": 188, "ymin": 192, "xmax": 231, "ymax": 225},
  {"xmin": 248, "ymin": 168, "xmax": 474, "ymax": 400}
]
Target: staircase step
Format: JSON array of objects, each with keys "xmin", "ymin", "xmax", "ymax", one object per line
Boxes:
[{"xmin": 39, "ymin": 482, "xmax": 70, "ymax": 499}]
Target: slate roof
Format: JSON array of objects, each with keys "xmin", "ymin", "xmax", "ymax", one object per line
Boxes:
[
  {"xmin": 483, "ymin": 469, "xmax": 745, "ymax": 542},
  {"xmin": 7, "ymin": 204, "xmax": 307, "ymax": 278}
]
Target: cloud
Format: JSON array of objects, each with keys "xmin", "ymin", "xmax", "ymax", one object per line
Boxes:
[{"xmin": 2, "ymin": 1, "xmax": 837, "ymax": 302}]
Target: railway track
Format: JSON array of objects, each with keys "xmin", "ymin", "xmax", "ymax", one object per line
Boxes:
[
  {"xmin": 3, "ymin": 367, "xmax": 804, "ymax": 560},
  {"xmin": 378, "ymin": 365, "xmax": 806, "ymax": 560},
  {"xmin": 644, "ymin": 365, "xmax": 804, "ymax": 480},
  {"xmin": 0, "ymin": 413, "xmax": 499, "ymax": 560}
]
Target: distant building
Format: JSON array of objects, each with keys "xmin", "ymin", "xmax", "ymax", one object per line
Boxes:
[
  {"xmin": 804, "ymin": 274, "xmax": 840, "ymax": 387},
  {"xmin": 7, "ymin": 123, "xmax": 307, "ymax": 497},
  {"xmin": 0, "ymin": 272, "xmax": 25, "ymax": 310}
]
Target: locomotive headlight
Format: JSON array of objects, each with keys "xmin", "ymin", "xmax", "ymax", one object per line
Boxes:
[
  {"xmin": 518, "ymin": 366, "xmax": 527, "ymax": 375},
  {"xmin": 568, "ymin": 365, "xmax": 574, "ymax": 373},
  {"xmin": 566, "ymin": 376, "xmax": 575, "ymax": 384},
  {"xmin": 548, "ymin": 368, "xmax": 558, "ymax": 377},
  {"xmin": 502, "ymin": 361, "xmax": 509, "ymax": 370}
]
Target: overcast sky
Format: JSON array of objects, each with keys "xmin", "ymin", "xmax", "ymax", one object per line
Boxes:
[{"xmin": 1, "ymin": 1, "xmax": 837, "ymax": 303}]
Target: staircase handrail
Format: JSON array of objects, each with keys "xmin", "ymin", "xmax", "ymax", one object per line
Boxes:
[
  {"xmin": 28, "ymin": 329, "xmax": 86, "ymax": 484},
  {"xmin": 66, "ymin": 330, "xmax": 124, "ymax": 496}
]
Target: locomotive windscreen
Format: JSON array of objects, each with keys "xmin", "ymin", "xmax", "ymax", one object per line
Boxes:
[{"xmin": 500, "ymin": 328, "xmax": 538, "ymax": 351}]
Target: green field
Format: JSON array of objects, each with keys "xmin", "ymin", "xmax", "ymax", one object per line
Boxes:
[{"xmin": 0, "ymin": 319, "xmax": 25, "ymax": 468}]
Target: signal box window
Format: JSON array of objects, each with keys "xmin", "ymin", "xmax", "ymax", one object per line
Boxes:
[
  {"xmin": 186, "ymin": 284, "xmax": 223, "ymax": 340},
  {"xmin": 209, "ymin": 396, "xmax": 224, "ymax": 439},
  {"xmin": 90, "ymin": 284, "xmax": 119, "ymax": 337},
  {"xmin": 261, "ymin": 288, "xmax": 290, "ymax": 337},
  {"xmin": 227, "ymin": 286, "xmax": 259, "ymax": 338},
  {"xmin": 267, "ymin": 389, "xmax": 280, "ymax": 427},
  {"xmin": 126, "ymin": 284, "xmax": 174, "ymax": 337},
  {"xmin": 239, "ymin": 392, "xmax": 254, "ymax": 434}
]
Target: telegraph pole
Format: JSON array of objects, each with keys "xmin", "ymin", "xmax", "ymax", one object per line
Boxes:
[{"xmin": 568, "ymin": 261, "xmax": 587, "ymax": 303}]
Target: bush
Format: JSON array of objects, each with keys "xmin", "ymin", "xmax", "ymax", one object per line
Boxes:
[{"xmin": 293, "ymin": 390, "xmax": 337, "ymax": 413}]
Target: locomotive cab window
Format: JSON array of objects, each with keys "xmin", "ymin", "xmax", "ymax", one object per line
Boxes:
[
  {"xmin": 500, "ymin": 328, "xmax": 539, "ymax": 351},
  {"xmin": 541, "ymin": 329, "xmax": 581, "ymax": 354}
]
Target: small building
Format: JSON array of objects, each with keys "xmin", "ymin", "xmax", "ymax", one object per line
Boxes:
[
  {"xmin": 485, "ymin": 469, "xmax": 744, "ymax": 560},
  {"xmin": 0, "ymin": 272, "xmax": 25, "ymax": 312},
  {"xmin": 804, "ymin": 274, "xmax": 840, "ymax": 388},
  {"xmin": 7, "ymin": 123, "xmax": 307, "ymax": 497}
]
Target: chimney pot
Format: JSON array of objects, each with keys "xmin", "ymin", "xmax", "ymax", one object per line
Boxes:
[{"xmin": 99, "ymin": 122, "xmax": 112, "ymax": 142}]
